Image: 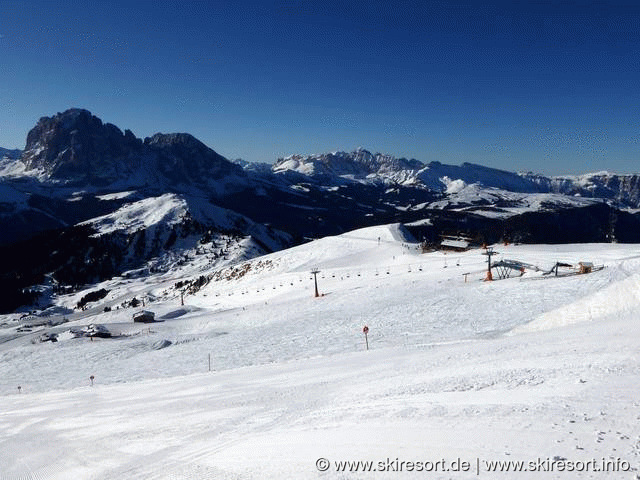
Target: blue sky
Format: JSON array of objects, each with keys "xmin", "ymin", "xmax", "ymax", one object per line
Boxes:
[{"xmin": 0, "ymin": 1, "xmax": 639, "ymax": 175}]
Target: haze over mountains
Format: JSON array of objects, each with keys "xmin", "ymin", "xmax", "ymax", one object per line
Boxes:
[{"xmin": 1, "ymin": 108, "xmax": 639, "ymax": 312}]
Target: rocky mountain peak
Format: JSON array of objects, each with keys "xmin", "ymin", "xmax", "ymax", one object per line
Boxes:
[
  {"xmin": 144, "ymin": 132, "xmax": 243, "ymax": 184},
  {"xmin": 14, "ymin": 109, "xmax": 242, "ymax": 187},
  {"xmin": 21, "ymin": 108, "xmax": 144, "ymax": 184},
  {"xmin": 144, "ymin": 132, "xmax": 203, "ymax": 148},
  {"xmin": 273, "ymin": 149, "xmax": 424, "ymax": 181}
]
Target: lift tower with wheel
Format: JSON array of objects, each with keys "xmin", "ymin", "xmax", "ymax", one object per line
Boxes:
[{"xmin": 483, "ymin": 247, "xmax": 498, "ymax": 281}]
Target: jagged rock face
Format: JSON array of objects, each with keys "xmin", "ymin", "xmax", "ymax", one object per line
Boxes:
[
  {"xmin": 351, "ymin": 149, "xmax": 423, "ymax": 174},
  {"xmin": 273, "ymin": 149, "xmax": 423, "ymax": 181},
  {"xmin": 18, "ymin": 109, "xmax": 242, "ymax": 187},
  {"xmin": 144, "ymin": 133, "xmax": 242, "ymax": 184},
  {"xmin": 523, "ymin": 172, "xmax": 640, "ymax": 206},
  {"xmin": 609, "ymin": 174, "xmax": 640, "ymax": 206},
  {"xmin": 582, "ymin": 174, "xmax": 640, "ymax": 205},
  {"xmin": 22, "ymin": 109, "xmax": 144, "ymax": 184}
]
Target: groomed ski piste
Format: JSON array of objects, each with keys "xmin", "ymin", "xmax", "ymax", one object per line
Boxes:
[{"xmin": 1, "ymin": 224, "xmax": 639, "ymax": 479}]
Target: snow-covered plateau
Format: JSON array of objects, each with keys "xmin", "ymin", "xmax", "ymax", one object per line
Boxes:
[{"xmin": 0, "ymin": 224, "xmax": 639, "ymax": 479}]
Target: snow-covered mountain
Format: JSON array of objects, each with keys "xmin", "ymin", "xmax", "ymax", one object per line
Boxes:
[
  {"xmin": 422, "ymin": 184, "xmax": 601, "ymax": 217},
  {"xmin": 236, "ymin": 149, "xmax": 640, "ymax": 247},
  {"xmin": 272, "ymin": 149, "xmax": 423, "ymax": 185},
  {"xmin": 0, "ymin": 188, "xmax": 292, "ymax": 312},
  {"xmin": 5, "ymin": 109, "xmax": 639, "ymax": 211},
  {"xmin": 233, "ymin": 158, "xmax": 273, "ymax": 175},
  {"xmin": 1, "ymin": 113, "xmax": 640, "ymax": 477},
  {"xmin": 0, "ymin": 147, "xmax": 21, "ymax": 160},
  {"xmin": 0, "ymin": 110, "xmax": 298, "ymax": 313},
  {"xmin": 523, "ymin": 171, "xmax": 640, "ymax": 208},
  {"xmin": 268, "ymin": 149, "xmax": 640, "ymax": 208},
  {"xmin": 1, "ymin": 108, "xmax": 640, "ymax": 314},
  {"xmin": 2, "ymin": 112, "xmax": 639, "ymax": 477},
  {"xmin": 270, "ymin": 150, "xmax": 540, "ymax": 193},
  {"xmin": 0, "ymin": 109, "xmax": 271, "ymax": 246},
  {"xmin": 14, "ymin": 109, "xmax": 246, "ymax": 193}
]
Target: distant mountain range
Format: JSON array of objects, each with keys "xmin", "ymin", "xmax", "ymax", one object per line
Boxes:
[
  {"xmin": 0, "ymin": 147, "xmax": 21, "ymax": 160},
  {"xmin": 237, "ymin": 150, "xmax": 640, "ymax": 208},
  {"xmin": 1, "ymin": 108, "xmax": 639, "ymax": 312}
]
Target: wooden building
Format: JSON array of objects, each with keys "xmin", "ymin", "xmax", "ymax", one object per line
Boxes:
[
  {"xmin": 578, "ymin": 262, "xmax": 593, "ymax": 274},
  {"xmin": 440, "ymin": 236, "xmax": 471, "ymax": 252}
]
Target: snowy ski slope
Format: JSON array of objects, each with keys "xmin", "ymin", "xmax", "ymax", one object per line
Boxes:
[{"xmin": 0, "ymin": 224, "xmax": 639, "ymax": 478}]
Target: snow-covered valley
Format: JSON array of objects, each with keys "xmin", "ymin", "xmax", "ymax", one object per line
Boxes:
[{"xmin": 1, "ymin": 225, "xmax": 639, "ymax": 478}]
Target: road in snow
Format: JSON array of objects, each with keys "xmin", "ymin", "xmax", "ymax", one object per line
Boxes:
[{"xmin": 0, "ymin": 224, "xmax": 639, "ymax": 478}]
